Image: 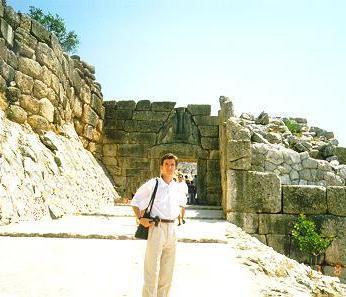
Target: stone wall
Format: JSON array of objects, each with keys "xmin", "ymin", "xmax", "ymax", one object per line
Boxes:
[
  {"xmin": 0, "ymin": 110, "xmax": 119, "ymax": 225},
  {"xmin": 251, "ymin": 143, "xmax": 346, "ymax": 186},
  {"xmin": 0, "ymin": 3, "xmax": 104, "ymax": 158},
  {"xmin": 103, "ymin": 100, "xmax": 221, "ymax": 204},
  {"xmin": 220, "ymin": 98, "xmax": 346, "ymax": 281}
]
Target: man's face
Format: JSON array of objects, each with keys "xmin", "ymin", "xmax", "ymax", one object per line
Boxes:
[{"xmin": 160, "ymin": 158, "xmax": 176, "ymax": 179}]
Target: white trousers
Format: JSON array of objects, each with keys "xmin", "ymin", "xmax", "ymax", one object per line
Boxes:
[{"xmin": 142, "ymin": 223, "xmax": 176, "ymax": 297}]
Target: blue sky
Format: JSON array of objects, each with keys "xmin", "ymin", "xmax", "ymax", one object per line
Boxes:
[{"xmin": 8, "ymin": 0, "xmax": 346, "ymax": 146}]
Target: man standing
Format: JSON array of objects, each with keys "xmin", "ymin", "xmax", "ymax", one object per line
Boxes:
[{"xmin": 131, "ymin": 153, "xmax": 187, "ymax": 297}]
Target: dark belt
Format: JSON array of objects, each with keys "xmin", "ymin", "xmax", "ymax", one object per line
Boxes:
[{"xmin": 151, "ymin": 216, "xmax": 175, "ymax": 226}]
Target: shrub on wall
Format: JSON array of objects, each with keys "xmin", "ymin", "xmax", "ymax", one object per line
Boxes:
[
  {"xmin": 292, "ymin": 214, "xmax": 333, "ymax": 268},
  {"xmin": 28, "ymin": 6, "xmax": 79, "ymax": 53}
]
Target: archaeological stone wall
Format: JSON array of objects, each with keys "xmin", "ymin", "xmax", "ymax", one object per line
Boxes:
[
  {"xmin": 0, "ymin": 3, "xmax": 104, "ymax": 158},
  {"xmin": 220, "ymin": 97, "xmax": 346, "ymax": 281},
  {"xmin": 103, "ymin": 100, "xmax": 221, "ymax": 205}
]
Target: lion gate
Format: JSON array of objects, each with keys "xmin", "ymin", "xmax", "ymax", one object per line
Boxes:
[{"xmin": 102, "ymin": 100, "xmax": 221, "ymax": 205}]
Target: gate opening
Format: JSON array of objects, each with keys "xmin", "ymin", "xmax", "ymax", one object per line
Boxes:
[{"xmin": 176, "ymin": 161, "xmax": 199, "ymax": 205}]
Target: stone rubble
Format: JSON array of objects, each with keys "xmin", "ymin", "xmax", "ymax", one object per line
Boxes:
[{"xmin": 226, "ymin": 223, "xmax": 346, "ymax": 296}]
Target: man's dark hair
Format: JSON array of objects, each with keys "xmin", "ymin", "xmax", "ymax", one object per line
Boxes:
[{"xmin": 160, "ymin": 153, "xmax": 178, "ymax": 166}]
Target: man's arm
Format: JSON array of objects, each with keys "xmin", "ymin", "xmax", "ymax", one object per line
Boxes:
[{"xmin": 132, "ymin": 206, "xmax": 153, "ymax": 228}]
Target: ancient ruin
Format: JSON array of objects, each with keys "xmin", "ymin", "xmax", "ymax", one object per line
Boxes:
[{"xmin": 0, "ymin": 1, "xmax": 345, "ymax": 285}]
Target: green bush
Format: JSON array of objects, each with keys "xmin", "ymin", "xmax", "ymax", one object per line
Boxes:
[
  {"xmin": 292, "ymin": 214, "xmax": 333, "ymax": 266},
  {"xmin": 28, "ymin": 6, "xmax": 79, "ymax": 53},
  {"xmin": 284, "ymin": 119, "xmax": 300, "ymax": 134}
]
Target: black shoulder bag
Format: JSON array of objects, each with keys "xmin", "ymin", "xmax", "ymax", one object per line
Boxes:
[{"xmin": 134, "ymin": 178, "xmax": 159, "ymax": 239}]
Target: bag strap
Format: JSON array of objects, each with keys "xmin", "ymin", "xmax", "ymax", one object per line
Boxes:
[{"xmin": 144, "ymin": 178, "xmax": 158, "ymax": 215}]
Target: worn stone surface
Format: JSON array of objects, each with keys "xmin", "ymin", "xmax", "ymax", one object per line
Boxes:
[
  {"xmin": 327, "ymin": 186, "xmax": 346, "ymax": 216},
  {"xmin": 187, "ymin": 104, "xmax": 211, "ymax": 116},
  {"xmin": 226, "ymin": 170, "xmax": 281, "ymax": 213},
  {"xmin": 0, "ymin": 110, "xmax": 118, "ymax": 225},
  {"xmin": 227, "ymin": 212, "xmax": 258, "ymax": 233},
  {"xmin": 282, "ymin": 185, "xmax": 327, "ymax": 214},
  {"xmin": 258, "ymin": 214, "xmax": 298, "ymax": 235}
]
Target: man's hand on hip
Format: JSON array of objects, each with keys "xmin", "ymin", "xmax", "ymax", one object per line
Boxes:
[{"xmin": 139, "ymin": 217, "xmax": 154, "ymax": 228}]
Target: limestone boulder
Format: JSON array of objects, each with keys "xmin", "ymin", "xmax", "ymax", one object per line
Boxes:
[
  {"xmin": 327, "ymin": 186, "xmax": 346, "ymax": 216},
  {"xmin": 0, "ymin": 18, "xmax": 14, "ymax": 46},
  {"xmin": 226, "ymin": 170, "xmax": 281, "ymax": 213},
  {"xmin": 19, "ymin": 94, "xmax": 39, "ymax": 114},
  {"xmin": 39, "ymin": 98, "xmax": 54, "ymax": 123},
  {"xmin": 27, "ymin": 114, "xmax": 50, "ymax": 131},
  {"xmin": 282, "ymin": 185, "xmax": 327, "ymax": 214},
  {"xmin": 15, "ymin": 71, "xmax": 34, "ymax": 94},
  {"xmin": 227, "ymin": 140, "xmax": 251, "ymax": 170},
  {"xmin": 258, "ymin": 214, "xmax": 298, "ymax": 235},
  {"xmin": 18, "ymin": 57, "xmax": 41, "ymax": 79},
  {"xmin": 6, "ymin": 104, "xmax": 27, "ymax": 123},
  {"xmin": 227, "ymin": 212, "xmax": 258, "ymax": 234},
  {"xmin": 187, "ymin": 104, "xmax": 211, "ymax": 116}
]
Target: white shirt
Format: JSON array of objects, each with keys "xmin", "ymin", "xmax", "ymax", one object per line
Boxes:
[
  {"xmin": 131, "ymin": 177, "xmax": 187, "ymax": 220},
  {"xmin": 178, "ymin": 181, "xmax": 188, "ymax": 196}
]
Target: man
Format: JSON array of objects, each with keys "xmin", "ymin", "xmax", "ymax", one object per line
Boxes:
[
  {"xmin": 177, "ymin": 173, "xmax": 188, "ymax": 225},
  {"xmin": 131, "ymin": 153, "xmax": 187, "ymax": 297}
]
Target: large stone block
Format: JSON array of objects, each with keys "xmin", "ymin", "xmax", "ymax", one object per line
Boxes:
[
  {"xmin": 6, "ymin": 86, "xmax": 20, "ymax": 103},
  {"xmin": 312, "ymin": 215, "xmax": 346, "ymax": 238},
  {"xmin": 207, "ymin": 159, "xmax": 220, "ymax": 172},
  {"xmin": 0, "ymin": 18, "xmax": 13, "ymax": 46},
  {"xmin": 36, "ymin": 42, "xmax": 60, "ymax": 75},
  {"xmin": 31, "ymin": 20, "xmax": 50, "ymax": 44},
  {"xmin": 282, "ymin": 185, "xmax": 327, "ymax": 214},
  {"xmin": 327, "ymin": 186, "xmax": 346, "ymax": 216},
  {"xmin": 325, "ymin": 237, "xmax": 346, "ymax": 266},
  {"xmin": 82, "ymin": 104, "xmax": 98, "ymax": 127},
  {"xmin": 119, "ymin": 157, "xmax": 150, "ymax": 170},
  {"xmin": 135, "ymin": 100, "xmax": 151, "ymax": 110},
  {"xmin": 27, "ymin": 114, "xmax": 50, "ymax": 131},
  {"xmin": 102, "ymin": 144, "xmax": 117, "ymax": 156},
  {"xmin": 201, "ymin": 137, "xmax": 219, "ymax": 150},
  {"xmin": 227, "ymin": 170, "xmax": 281, "ymax": 213},
  {"xmin": 33, "ymin": 80, "xmax": 48, "ymax": 99},
  {"xmin": 135, "ymin": 120, "xmax": 163, "ymax": 133},
  {"xmin": 116, "ymin": 100, "xmax": 136, "ymax": 110},
  {"xmin": 0, "ymin": 58, "xmax": 15, "ymax": 81},
  {"xmin": 209, "ymin": 150, "xmax": 220, "ymax": 159},
  {"xmin": 227, "ymin": 212, "xmax": 258, "ymax": 233},
  {"xmin": 266, "ymin": 234, "xmax": 291, "ymax": 255},
  {"xmin": 15, "ymin": 71, "xmax": 34, "ymax": 95},
  {"xmin": 199, "ymin": 125, "xmax": 219, "ymax": 137},
  {"xmin": 39, "ymin": 98, "xmax": 54, "ymax": 123},
  {"xmin": 187, "ymin": 104, "xmax": 211, "ymax": 116},
  {"xmin": 6, "ymin": 104, "xmax": 27, "ymax": 123},
  {"xmin": 133, "ymin": 110, "xmax": 169, "ymax": 121},
  {"xmin": 193, "ymin": 115, "xmax": 219, "ymax": 126},
  {"xmin": 227, "ymin": 140, "xmax": 251, "ymax": 170},
  {"xmin": 226, "ymin": 118, "xmax": 251, "ymax": 141},
  {"xmin": 258, "ymin": 214, "xmax": 297, "ymax": 235},
  {"xmin": 90, "ymin": 94, "xmax": 103, "ymax": 116},
  {"xmin": 18, "ymin": 57, "xmax": 41, "ymax": 79},
  {"xmin": 118, "ymin": 144, "xmax": 146, "ymax": 157},
  {"xmin": 127, "ymin": 132, "xmax": 156, "ymax": 145},
  {"xmin": 113, "ymin": 109, "xmax": 133, "ymax": 120},
  {"xmin": 104, "ymin": 129, "xmax": 127, "ymax": 143},
  {"xmin": 19, "ymin": 95, "xmax": 40, "ymax": 114},
  {"xmin": 323, "ymin": 266, "xmax": 346, "ymax": 283},
  {"xmin": 151, "ymin": 101, "xmax": 175, "ymax": 111},
  {"xmin": 0, "ymin": 89, "xmax": 8, "ymax": 111},
  {"xmin": 335, "ymin": 147, "xmax": 346, "ymax": 165}
]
